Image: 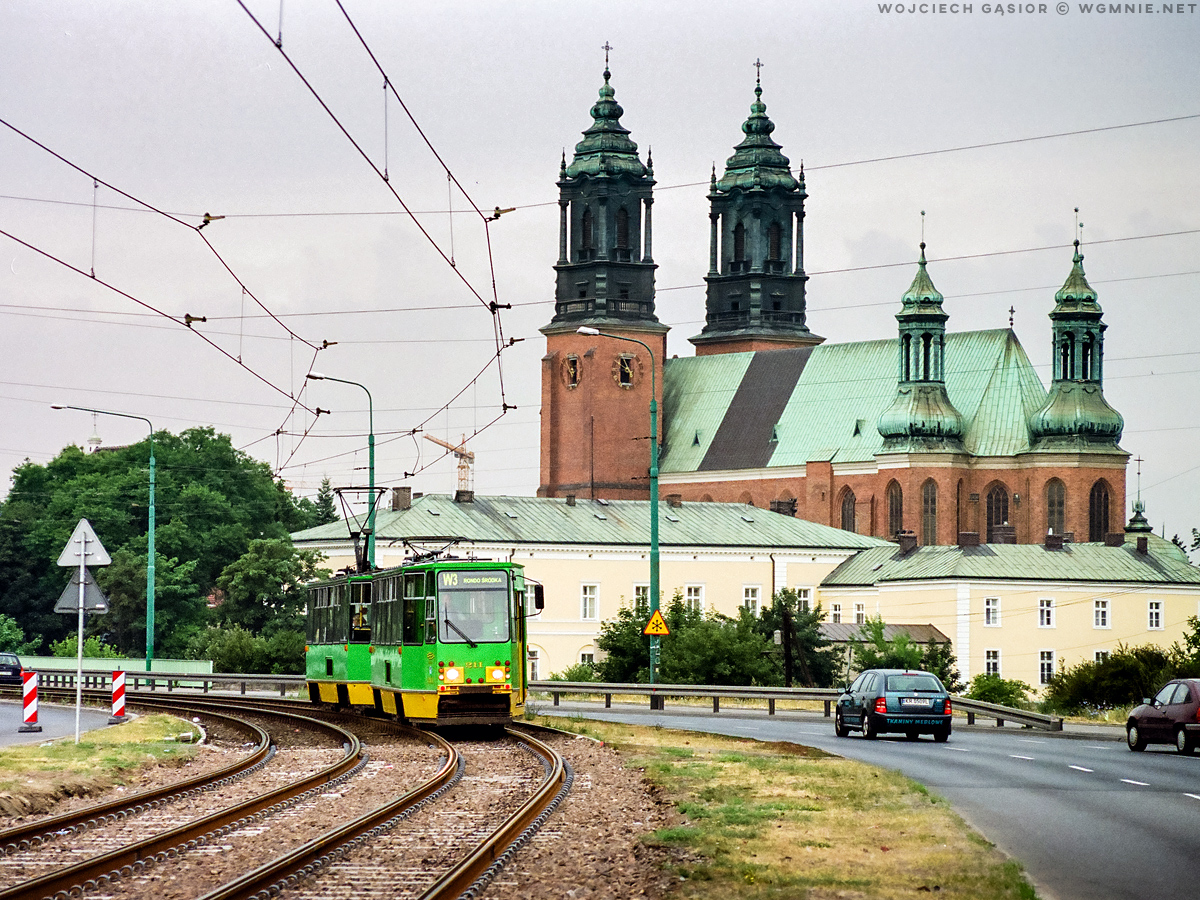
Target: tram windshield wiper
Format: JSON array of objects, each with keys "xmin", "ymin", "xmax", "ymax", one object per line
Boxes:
[{"xmin": 443, "ymin": 617, "xmax": 478, "ymax": 648}]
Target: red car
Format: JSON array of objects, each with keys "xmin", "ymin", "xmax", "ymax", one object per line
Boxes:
[{"xmin": 1126, "ymin": 679, "xmax": 1200, "ymax": 754}]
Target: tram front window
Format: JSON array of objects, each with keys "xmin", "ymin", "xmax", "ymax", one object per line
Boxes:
[{"xmin": 437, "ymin": 570, "xmax": 510, "ymax": 645}]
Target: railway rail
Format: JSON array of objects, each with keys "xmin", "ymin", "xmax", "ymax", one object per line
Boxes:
[{"xmin": 0, "ymin": 696, "xmax": 570, "ymax": 900}]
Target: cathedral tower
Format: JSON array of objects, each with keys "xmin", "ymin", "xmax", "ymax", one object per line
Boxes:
[
  {"xmin": 538, "ymin": 63, "xmax": 666, "ymax": 499},
  {"xmin": 690, "ymin": 72, "xmax": 823, "ymax": 355}
]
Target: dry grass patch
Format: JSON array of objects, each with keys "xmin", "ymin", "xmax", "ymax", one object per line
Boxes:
[
  {"xmin": 0, "ymin": 714, "xmax": 200, "ymax": 818},
  {"xmin": 539, "ymin": 716, "xmax": 1037, "ymax": 900}
]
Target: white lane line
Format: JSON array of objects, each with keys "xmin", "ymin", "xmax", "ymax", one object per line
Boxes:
[
  {"xmin": 1069, "ymin": 765, "xmax": 1094, "ymax": 773},
  {"xmin": 1010, "ymin": 755, "xmax": 1035, "ymax": 760},
  {"xmin": 1122, "ymin": 779, "xmax": 1150, "ymax": 786},
  {"xmin": 1185, "ymin": 793, "xmax": 1200, "ymax": 801},
  {"xmin": 1018, "ymin": 739, "xmax": 1047, "ymax": 744},
  {"xmin": 945, "ymin": 746, "xmax": 971, "ymax": 752}
]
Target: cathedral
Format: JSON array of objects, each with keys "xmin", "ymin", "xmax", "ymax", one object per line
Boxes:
[{"xmin": 537, "ymin": 65, "xmax": 1129, "ymax": 547}]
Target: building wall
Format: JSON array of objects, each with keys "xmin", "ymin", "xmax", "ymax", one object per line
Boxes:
[{"xmin": 819, "ymin": 579, "xmax": 1200, "ymax": 691}]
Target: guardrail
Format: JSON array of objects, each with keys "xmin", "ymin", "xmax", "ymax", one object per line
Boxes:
[
  {"xmin": 19, "ymin": 669, "xmax": 305, "ymax": 697},
  {"xmin": 528, "ymin": 680, "xmax": 1063, "ymax": 732}
]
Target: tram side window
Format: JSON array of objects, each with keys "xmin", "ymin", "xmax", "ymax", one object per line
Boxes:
[
  {"xmin": 403, "ymin": 572, "xmax": 425, "ymax": 645},
  {"xmin": 351, "ymin": 581, "xmax": 372, "ymax": 641},
  {"xmin": 425, "ymin": 595, "xmax": 437, "ymax": 643}
]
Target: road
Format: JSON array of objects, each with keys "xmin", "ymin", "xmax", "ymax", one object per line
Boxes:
[
  {"xmin": 549, "ymin": 703, "xmax": 1200, "ymax": 900},
  {"xmin": 0, "ymin": 700, "xmax": 115, "ymax": 747}
]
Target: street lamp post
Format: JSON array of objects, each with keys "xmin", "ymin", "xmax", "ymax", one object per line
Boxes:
[
  {"xmin": 306, "ymin": 373, "xmax": 376, "ymax": 570},
  {"xmin": 575, "ymin": 326, "xmax": 661, "ymax": 684},
  {"xmin": 52, "ymin": 405, "xmax": 155, "ymax": 671}
]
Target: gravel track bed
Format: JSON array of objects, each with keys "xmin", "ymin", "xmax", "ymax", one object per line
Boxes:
[
  {"xmin": 90, "ymin": 732, "xmax": 443, "ymax": 900},
  {"xmin": 277, "ymin": 736, "xmax": 543, "ymax": 900},
  {"xmin": 480, "ymin": 729, "xmax": 677, "ymax": 900}
]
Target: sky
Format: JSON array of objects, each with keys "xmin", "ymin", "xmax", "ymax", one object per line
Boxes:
[{"xmin": 2, "ymin": 0, "xmax": 1198, "ymax": 544}]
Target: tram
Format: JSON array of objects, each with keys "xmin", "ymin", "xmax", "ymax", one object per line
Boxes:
[{"xmin": 305, "ymin": 557, "xmax": 542, "ymax": 726}]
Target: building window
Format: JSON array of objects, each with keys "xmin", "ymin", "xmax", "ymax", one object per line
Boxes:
[
  {"xmin": 986, "ymin": 485, "xmax": 1009, "ymax": 543},
  {"xmin": 1095, "ymin": 649, "xmax": 1110, "ymax": 663},
  {"xmin": 1046, "ymin": 479, "xmax": 1066, "ymax": 536},
  {"xmin": 743, "ymin": 586, "xmax": 761, "ymax": 617},
  {"xmin": 841, "ymin": 490, "xmax": 856, "ymax": 533},
  {"xmin": 580, "ymin": 584, "xmax": 598, "ymax": 621},
  {"xmin": 1039, "ymin": 651, "xmax": 1055, "ymax": 685},
  {"xmin": 1039, "ymin": 598, "xmax": 1055, "ymax": 628},
  {"xmin": 733, "ymin": 221, "xmax": 746, "ymax": 261},
  {"xmin": 984, "ymin": 597, "xmax": 1001, "ymax": 627},
  {"xmin": 1148, "ymin": 600, "xmax": 1163, "ymax": 630},
  {"xmin": 985, "ymin": 649, "xmax": 1001, "ymax": 676},
  {"xmin": 768, "ymin": 221, "xmax": 782, "ymax": 260},
  {"xmin": 854, "ymin": 603, "xmax": 866, "ymax": 625},
  {"xmin": 564, "ymin": 355, "xmax": 579, "ymax": 388},
  {"xmin": 633, "ymin": 584, "xmax": 649, "ymax": 616},
  {"xmin": 528, "ymin": 649, "xmax": 540, "ymax": 681},
  {"xmin": 685, "ymin": 585, "xmax": 704, "ymax": 613},
  {"xmin": 886, "ymin": 481, "xmax": 903, "ymax": 539},
  {"xmin": 580, "ymin": 208, "xmax": 593, "ymax": 256},
  {"xmin": 1094, "ymin": 599, "xmax": 1110, "ymax": 629},
  {"xmin": 1089, "ymin": 481, "xmax": 1110, "ymax": 542},
  {"xmin": 580, "ymin": 651, "xmax": 595, "ymax": 665},
  {"xmin": 795, "ymin": 588, "xmax": 811, "ymax": 613},
  {"xmin": 921, "ymin": 479, "xmax": 938, "ymax": 545},
  {"xmin": 831, "ymin": 603, "xmax": 842, "ymax": 624},
  {"xmin": 615, "ymin": 207, "xmax": 630, "ymax": 250}
]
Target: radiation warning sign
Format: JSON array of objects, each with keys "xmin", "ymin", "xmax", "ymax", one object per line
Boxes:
[{"xmin": 643, "ymin": 609, "xmax": 670, "ymax": 636}]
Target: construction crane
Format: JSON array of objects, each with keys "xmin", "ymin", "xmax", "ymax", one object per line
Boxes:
[{"xmin": 424, "ymin": 434, "xmax": 475, "ymax": 492}]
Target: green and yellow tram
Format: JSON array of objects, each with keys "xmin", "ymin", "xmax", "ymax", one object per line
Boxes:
[{"xmin": 306, "ymin": 558, "xmax": 542, "ymax": 726}]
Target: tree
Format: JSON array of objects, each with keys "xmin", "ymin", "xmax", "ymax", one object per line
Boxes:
[
  {"xmin": 49, "ymin": 635, "xmax": 123, "ymax": 658},
  {"xmin": 758, "ymin": 588, "xmax": 842, "ymax": 687},
  {"xmin": 849, "ymin": 616, "xmax": 924, "ymax": 672},
  {"xmin": 966, "ymin": 673, "xmax": 1031, "ymax": 707},
  {"xmin": 214, "ymin": 539, "xmax": 328, "ymax": 635},
  {"xmin": 920, "ymin": 639, "xmax": 963, "ymax": 693},
  {"xmin": 0, "ymin": 613, "xmax": 41, "ymax": 655},
  {"xmin": 314, "ymin": 478, "xmax": 339, "ymax": 526}
]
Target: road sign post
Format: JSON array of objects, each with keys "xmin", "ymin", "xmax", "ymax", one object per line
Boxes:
[{"xmin": 56, "ymin": 519, "xmax": 111, "ymax": 744}]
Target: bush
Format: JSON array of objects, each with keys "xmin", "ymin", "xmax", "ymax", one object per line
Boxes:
[
  {"xmin": 966, "ymin": 673, "xmax": 1032, "ymax": 707},
  {"xmin": 49, "ymin": 635, "xmax": 124, "ymax": 659},
  {"xmin": 1044, "ymin": 643, "xmax": 1200, "ymax": 713},
  {"xmin": 548, "ymin": 662, "xmax": 598, "ymax": 682}
]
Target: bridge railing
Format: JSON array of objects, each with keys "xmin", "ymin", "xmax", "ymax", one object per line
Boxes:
[
  {"xmin": 528, "ymin": 680, "xmax": 1063, "ymax": 732},
  {"xmin": 16, "ymin": 669, "xmax": 305, "ymax": 698}
]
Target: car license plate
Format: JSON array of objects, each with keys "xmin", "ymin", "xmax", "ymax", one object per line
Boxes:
[{"xmin": 900, "ymin": 698, "xmax": 931, "ymax": 708}]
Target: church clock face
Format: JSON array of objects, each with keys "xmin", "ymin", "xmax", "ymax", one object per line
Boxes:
[{"xmin": 612, "ymin": 353, "xmax": 643, "ymax": 389}]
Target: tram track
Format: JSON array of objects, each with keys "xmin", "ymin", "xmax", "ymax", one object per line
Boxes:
[{"xmin": 0, "ymin": 696, "xmax": 571, "ymax": 900}]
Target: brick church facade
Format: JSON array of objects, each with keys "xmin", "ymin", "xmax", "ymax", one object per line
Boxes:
[{"xmin": 538, "ymin": 65, "xmax": 1129, "ymax": 547}]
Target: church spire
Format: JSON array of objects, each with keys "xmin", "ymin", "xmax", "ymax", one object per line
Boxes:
[{"xmin": 877, "ymin": 241, "xmax": 965, "ymax": 451}]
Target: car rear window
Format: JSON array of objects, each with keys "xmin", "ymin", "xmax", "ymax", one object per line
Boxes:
[{"xmin": 886, "ymin": 674, "xmax": 943, "ymax": 693}]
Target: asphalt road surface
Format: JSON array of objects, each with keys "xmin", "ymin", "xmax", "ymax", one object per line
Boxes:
[
  {"xmin": 548, "ymin": 703, "xmax": 1200, "ymax": 900},
  {"xmin": 0, "ymin": 700, "xmax": 115, "ymax": 747}
]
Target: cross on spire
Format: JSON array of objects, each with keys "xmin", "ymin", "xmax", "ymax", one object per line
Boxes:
[
  {"xmin": 1135, "ymin": 455, "xmax": 1144, "ymax": 499},
  {"xmin": 754, "ymin": 57, "xmax": 764, "ymax": 84},
  {"xmin": 603, "ymin": 41, "xmax": 613, "ymax": 68},
  {"xmin": 1009, "ymin": 306, "xmax": 1015, "ymax": 328}
]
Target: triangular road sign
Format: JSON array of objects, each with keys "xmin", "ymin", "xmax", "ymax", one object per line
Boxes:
[
  {"xmin": 643, "ymin": 608, "xmax": 670, "ymax": 636},
  {"xmin": 55, "ymin": 567, "xmax": 110, "ymax": 614},
  {"xmin": 56, "ymin": 518, "xmax": 111, "ymax": 567}
]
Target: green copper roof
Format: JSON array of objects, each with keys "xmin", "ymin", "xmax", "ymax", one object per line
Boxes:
[
  {"xmin": 821, "ymin": 534, "xmax": 1200, "ymax": 587},
  {"xmin": 715, "ymin": 81, "xmax": 798, "ymax": 192},
  {"xmin": 564, "ymin": 67, "xmax": 648, "ymax": 180},
  {"xmin": 1054, "ymin": 241, "xmax": 1100, "ymax": 308},
  {"xmin": 291, "ymin": 493, "xmax": 889, "ymax": 551},
  {"xmin": 899, "ymin": 243, "xmax": 947, "ymax": 314},
  {"xmin": 660, "ymin": 330, "xmax": 1048, "ymax": 474}
]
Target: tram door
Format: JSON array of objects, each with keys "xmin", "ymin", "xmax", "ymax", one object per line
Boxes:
[{"xmin": 401, "ymin": 571, "xmax": 431, "ymax": 690}]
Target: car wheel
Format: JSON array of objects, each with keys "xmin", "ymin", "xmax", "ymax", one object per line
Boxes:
[
  {"xmin": 835, "ymin": 710, "xmax": 850, "ymax": 738},
  {"xmin": 1127, "ymin": 722, "xmax": 1147, "ymax": 751},
  {"xmin": 933, "ymin": 726, "xmax": 950, "ymax": 743},
  {"xmin": 1175, "ymin": 728, "xmax": 1195, "ymax": 755},
  {"xmin": 863, "ymin": 714, "xmax": 878, "ymax": 740},
  {"xmin": 905, "ymin": 730, "xmax": 919, "ymax": 741}
]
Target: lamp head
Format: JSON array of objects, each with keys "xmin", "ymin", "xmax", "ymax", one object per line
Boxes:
[
  {"xmin": 576, "ymin": 326, "xmax": 601, "ymax": 336},
  {"xmin": 306, "ymin": 372, "xmax": 326, "ymax": 381},
  {"xmin": 50, "ymin": 405, "xmax": 64, "ymax": 410}
]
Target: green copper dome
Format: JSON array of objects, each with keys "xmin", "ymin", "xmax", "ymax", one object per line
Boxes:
[
  {"xmin": 715, "ymin": 82, "xmax": 798, "ymax": 192},
  {"xmin": 564, "ymin": 68, "xmax": 648, "ymax": 180},
  {"xmin": 900, "ymin": 244, "xmax": 946, "ymax": 314}
]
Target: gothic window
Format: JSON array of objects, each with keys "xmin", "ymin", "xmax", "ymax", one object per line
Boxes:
[
  {"xmin": 902, "ymin": 334, "xmax": 912, "ymax": 381},
  {"xmin": 733, "ymin": 221, "xmax": 746, "ymax": 261},
  {"xmin": 1089, "ymin": 480, "xmax": 1110, "ymax": 542},
  {"xmin": 768, "ymin": 222, "xmax": 782, "ymax": 260},
  {"xmin": 615, "ymin": 207, "xmax": 630, "ymax": 250},
  {"xmin": 1046, "ymin": 479, "xmax": 1065, "ymax": 536},
  {"xmin": 921, "ymin": 333, "xmax": 932, "ymax": 381},
  {"xmin": 986, "ymin": 485, "xmax": 1009, "ymax": 543},
  {"xmin": 1060, "ymin": 333, "xmax": 1075, "ymax": 380},
  {"xmin": 581, "ymin": 208, "xmax": 593, "ymax": 257},
  {"xmin": 956, "ymin": 479, "xmax": 963, "ymax": 537},
  {"xmin": 1081, "ymin": 334, "xmax": 1094, "ymax": 380},
  {"xmin": 840, "ymin": 489, "xmax": 857, "ymax": 533},
  {"xmin": 922, "ymin": 479, "xmax": 938, "ymax": 545},
  {"xmin": 886, "ymin": 481, "xmax": 903, "ymax": 538}
]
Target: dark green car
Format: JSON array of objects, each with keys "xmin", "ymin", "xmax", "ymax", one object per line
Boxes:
[{"xmin": 835, "ymin": 668, "xmax": 952, "ymax": 742}]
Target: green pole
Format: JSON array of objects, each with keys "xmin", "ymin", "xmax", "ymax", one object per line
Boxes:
[
  {"xmin": 306, "ymin": 374, "xmax": 376, "ymax": 569},
  {"xmin": 51, "ymin": 406, "xmax": 155, "ymax": 670},
  {"xmin": 576, "ymin": 328, "xmax": 660, "ymax": 684}
]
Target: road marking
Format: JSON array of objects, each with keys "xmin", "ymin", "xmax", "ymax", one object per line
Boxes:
[
  {"xmin": 1018, "ymin": 739, "xmax": 1047, "ymax": 744},
  {"xmin": 1010, "ymin": 755, "xmax": 1035, "ymax": 760},
  {"xmin": 1185, "ymin": 793, "xmax": 1200, "ymax": 801},
  {"xmin": 945, "ymin": 746, "xmax": 971, "ymax": 752},
  {"xmin": 1069, "ymin": 765, "xmax": 1094, "ymax": 773},
  {"xmin": 1121, "ymin": 779, "xmax": 1150, "ymax": 786}
]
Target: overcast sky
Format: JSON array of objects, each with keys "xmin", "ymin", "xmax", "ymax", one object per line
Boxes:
[{"xmin": 2, "ymin": 1, "xmax": 1198, "ymax": 543}]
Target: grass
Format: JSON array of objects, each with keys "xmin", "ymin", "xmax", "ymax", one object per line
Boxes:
[
  {"xmin": 0, "ymin": 715, "xmax": 201, "ymax": 817},
  {"xmin": 537, "ymin": 716, "xmax": 1038, "ymax": 899}
]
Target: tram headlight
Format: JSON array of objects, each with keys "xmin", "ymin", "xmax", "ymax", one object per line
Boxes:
[
  {"xmin": 442, "ymin": 667, "xmax": 463, "ymax": 683},
  {"xmin": 485, "ymin": 666, "xmax": 508, "ymax": 683}
]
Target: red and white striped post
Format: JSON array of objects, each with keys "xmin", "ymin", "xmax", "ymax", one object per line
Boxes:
[
  {"xmin": 108, "ymin": 670, "xmax": 128, "ymax": 724},
  {"xmin": 18, "ymin": 671, "xmax": 42, "ymax": 733}
]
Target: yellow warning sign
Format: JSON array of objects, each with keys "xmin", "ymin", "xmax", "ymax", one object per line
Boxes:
[{"xmin": 643, "ymin": 609, "xmax": 670, "ymax": 636}]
